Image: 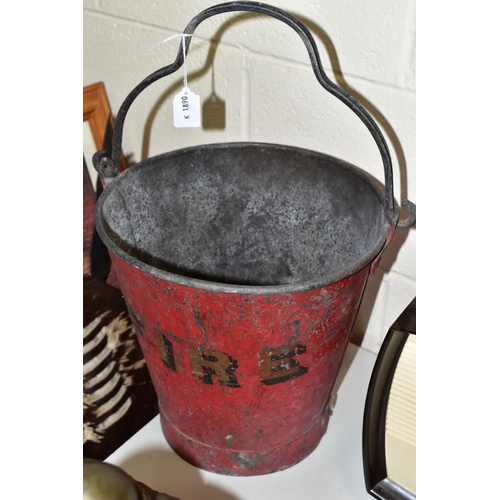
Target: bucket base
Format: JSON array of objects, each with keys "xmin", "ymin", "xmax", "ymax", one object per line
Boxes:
[{"xmin": 159, "ymin": 408, "xmax": 332, "ymax": 476}]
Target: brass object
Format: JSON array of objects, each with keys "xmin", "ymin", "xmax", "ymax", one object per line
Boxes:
[{"xmin": 83, "ymin": 460, "xmax": 180, "ymax": 500}]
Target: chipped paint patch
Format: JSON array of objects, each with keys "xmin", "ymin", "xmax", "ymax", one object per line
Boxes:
[{"xmin": 228, "ymin": 451, "xmax": 267, "ymax": 467}]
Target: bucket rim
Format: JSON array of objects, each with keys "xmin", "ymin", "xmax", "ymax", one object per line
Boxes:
[{"xmin": 94, "ymin": 141, "xmax": 391, "ymax": 295}]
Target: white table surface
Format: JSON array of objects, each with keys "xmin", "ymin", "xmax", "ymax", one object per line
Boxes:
[{"xmin": 106, "ymin": 342, "xmax": 377, "ymax": 500}]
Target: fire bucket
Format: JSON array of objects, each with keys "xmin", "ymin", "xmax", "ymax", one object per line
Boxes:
[{"xmin": 93, "ymin": 2, "xmax": 416, "ymax": 476}]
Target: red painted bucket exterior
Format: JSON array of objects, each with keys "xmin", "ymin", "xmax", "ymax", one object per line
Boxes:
[
  {"xmin": 93, "ymin": 140, "xmax": 393, "ymax": 475},
  {"xmin": 109, "ymin": 253, "xmax": 370, "ymax": 475}
]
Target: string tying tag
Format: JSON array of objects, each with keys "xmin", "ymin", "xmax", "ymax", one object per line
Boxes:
[{"xmin": 148, "ymin": 34, "xmax": 201, "ymax": 128}]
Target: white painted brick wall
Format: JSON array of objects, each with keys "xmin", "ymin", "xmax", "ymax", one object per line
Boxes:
[{"xmin": 83, "ymin": 0, "xmax": 416, "ymax": 354}]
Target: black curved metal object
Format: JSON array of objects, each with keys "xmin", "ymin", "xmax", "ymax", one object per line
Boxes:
[
  {"xmin": 93, "ymin": 1, "xmax": 416, "ymax": 229},
  {"xmin": 362, "ymin": 298, "xmax": 416, "ymax": 500},
  {"xmin": 397, "ymin": 200, "xmax": 417, "ymax": 229}
]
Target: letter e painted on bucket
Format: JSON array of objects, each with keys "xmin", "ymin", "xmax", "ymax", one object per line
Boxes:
[{"xmin": 259, "ymin": 344, "xmax": 308, "ymax": 385}]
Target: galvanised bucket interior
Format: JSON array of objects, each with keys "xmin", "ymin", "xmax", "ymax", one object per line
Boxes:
[{"xmin": 99, "ymin": 142, "xmax": 387, "ymax": 287}]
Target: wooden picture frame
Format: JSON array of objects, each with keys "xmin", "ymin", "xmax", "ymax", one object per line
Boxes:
[
  {"xmin": 83, "ymin": 81, "xmax": 124, "ymax": 283},
  {"xmin": 83, "ymin": 82, "xmax": 112, "ymax": 151},
  {"xmin": 83, "ymin": 82, "xmax": 126, "ymax": 185}
]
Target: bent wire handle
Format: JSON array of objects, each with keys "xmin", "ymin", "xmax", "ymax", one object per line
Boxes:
[{"xmin": 94, "ymin": 0, "xmax": 415, "ymax": 229}]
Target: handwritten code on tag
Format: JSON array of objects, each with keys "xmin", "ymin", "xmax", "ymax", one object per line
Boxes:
[{"xmin": 173, "ymin": 88, "xmax": 200, "ymax": 128}]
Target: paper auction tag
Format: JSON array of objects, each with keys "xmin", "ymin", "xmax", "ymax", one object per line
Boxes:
[{"xmin": 173, "ymin": 88, "xmax": 200, "ymax": 128}]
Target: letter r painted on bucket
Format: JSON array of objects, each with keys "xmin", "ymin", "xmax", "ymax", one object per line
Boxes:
[
  {"xmin": 189, "ymin": 346, "xmax": 241, "ymax": 388},
  {"xmin": 258, "ymin": 344, "xmax": 308, "ymax": 386}
]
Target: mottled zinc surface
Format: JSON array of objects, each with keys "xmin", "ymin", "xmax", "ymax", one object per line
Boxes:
[{"xmin": 102, "ymin": 143, "xmax": 385, "ymax": 286}]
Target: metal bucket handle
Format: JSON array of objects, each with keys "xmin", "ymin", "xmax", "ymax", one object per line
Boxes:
[{"xmin": 94, "ymin": 1, "xmax": 416, "ymax": 230}]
